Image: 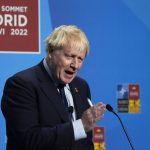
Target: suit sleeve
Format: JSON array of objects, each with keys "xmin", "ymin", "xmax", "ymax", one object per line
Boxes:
[{"xmin": 1, "ymin": 76, "xmax": 74, "ymax": 150}]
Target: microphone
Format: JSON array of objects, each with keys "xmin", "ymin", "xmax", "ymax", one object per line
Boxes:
[
  {"xmin": 106, "ymin": 104, "xmax": 135, "ymax": 150},
  {"xmin": 106, "ymin": 104, "xmax": 113, "ymax": 112},
  {"xmin": 68, "ymin": 106, "xmax": 73, "ymax": 114}
]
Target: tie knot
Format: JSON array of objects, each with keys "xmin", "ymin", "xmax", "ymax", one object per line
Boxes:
[{"xmin": 57, "ymin": 84, "xmax": 65, "ymax": 90}]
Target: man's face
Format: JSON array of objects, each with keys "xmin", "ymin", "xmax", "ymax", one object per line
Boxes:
[{"xmin": 48, "ymin": 46, "xmax": 86, "ymax": 84}]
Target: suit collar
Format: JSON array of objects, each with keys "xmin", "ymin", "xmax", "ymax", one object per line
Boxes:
[{"xmin": 69, "ymin": 82, "xmax": 83, "ymax": 119}]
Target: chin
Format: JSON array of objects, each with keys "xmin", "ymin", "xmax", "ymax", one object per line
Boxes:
[{"xmin": 63, "ymin": 78, "xmax": 74, "ymax": 84}]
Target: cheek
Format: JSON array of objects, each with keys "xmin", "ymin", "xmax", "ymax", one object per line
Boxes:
[
  {"xmin": 57, "ymin": 60, "xmax": 69, "ymax": 73},
  {"xmin": 54, "ymin": 56, "xmax": 72, "ymax": 72},
  {"xmin": 61, "ymin": 59, "xmax": 71, "ymax": 68},
  {"xmin": 78, "ymin": 62, "xmax": 83, "ymax": 70},
  {"xmin": 50, "ymin": 59, "xmax": 62, "ymax": 73}
]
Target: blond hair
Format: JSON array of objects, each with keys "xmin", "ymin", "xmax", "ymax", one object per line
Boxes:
[{"xmin": 45, "ymin": 25, "xmax": 89, "ymax": 56}]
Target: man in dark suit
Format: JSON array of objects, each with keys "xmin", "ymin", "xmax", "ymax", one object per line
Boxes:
[{"xmin": 1, "ymin": 25, "xmax": 106, "ymax": 150}]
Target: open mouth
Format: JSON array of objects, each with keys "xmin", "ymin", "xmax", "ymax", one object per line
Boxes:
[{"xmin": 65, "ymin": 70, "xmax": 74, "ymax": 75}]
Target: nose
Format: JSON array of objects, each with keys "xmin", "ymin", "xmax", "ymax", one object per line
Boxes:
[{"xmin": 71, "ymin": 58, "xmax": 79, "ymax": 69}]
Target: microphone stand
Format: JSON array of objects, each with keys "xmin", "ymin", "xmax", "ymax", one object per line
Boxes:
[{"xmin": 106, "ymin": 104, "xmax": 135, "ymax": 150}]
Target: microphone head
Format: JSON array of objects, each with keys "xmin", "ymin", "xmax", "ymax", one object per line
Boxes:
[
  {"xmin": 106, "ymin": 104, "xmax": 114, "ymax": 112},
  {"xmin": 68, "ymin": 106, "xmax": 73, "ymax": 114}
]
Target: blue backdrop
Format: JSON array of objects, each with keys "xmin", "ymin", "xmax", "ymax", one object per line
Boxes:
[{"xmin": 1, "ymin": 0, "xmax": 150, "ymax": 149}]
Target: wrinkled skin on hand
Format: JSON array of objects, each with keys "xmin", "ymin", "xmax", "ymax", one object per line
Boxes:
[{"xmin": 81, "ymin": 102, "xmax": 106, "ymax": 132}]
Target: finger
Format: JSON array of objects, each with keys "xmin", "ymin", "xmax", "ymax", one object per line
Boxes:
[
  {"xmin": 93, "ymin": 105, "xmax": 105, "ymax": 120},
  {"xmin": 87, "ymin": 107, "xmax": 99, "ymax": 125},
  {"xmin": 85, "ymin": 109, "xmax": 94, "ymax": 124},
  {"xmin": 96, "ymin": 103, "xmax": 106, "ymax": 113},
  {"xmin": 90, "ymin": 106, "xmax": 101, "ymax": 123},
  {"xmin": 94, "ymin": 114, "xmax": 104, "ymax": 122},
  {"xmin": 96, "ymin": 102, "xmax": 106, "ymax": 109}
]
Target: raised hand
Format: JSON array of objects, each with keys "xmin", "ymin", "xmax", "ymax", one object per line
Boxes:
[{"xmin": 81, "ymin": 102, "xmax": 106, "ymax": 132}]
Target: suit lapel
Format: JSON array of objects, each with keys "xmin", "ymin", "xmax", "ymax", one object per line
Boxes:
[
  {"xmin": 36, "ymin": 61, "xmax": 69, "ymax": 122},
  {"xmin": 69, "ymin": 83, "xmax": 83, "ymax": 119}
]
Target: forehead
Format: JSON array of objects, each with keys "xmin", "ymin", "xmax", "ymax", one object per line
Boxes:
[{"xmin": 63, "ymin": 46, "xmax": 86, "ymax": 57}]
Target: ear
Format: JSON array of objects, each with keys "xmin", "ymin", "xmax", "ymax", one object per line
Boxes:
[{"xmin": 48, "ymin": 53, "xmax": 52, "ymax": 59}]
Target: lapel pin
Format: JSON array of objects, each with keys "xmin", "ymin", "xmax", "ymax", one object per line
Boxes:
[{"xmin": 74, "ymin": 87, "xmax": 79, "ymax": 93}]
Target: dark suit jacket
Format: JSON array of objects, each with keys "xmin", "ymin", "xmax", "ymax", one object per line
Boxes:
[{"xmin": 1, "ymin": 61, "xmax": 94, "ymax": 150}]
